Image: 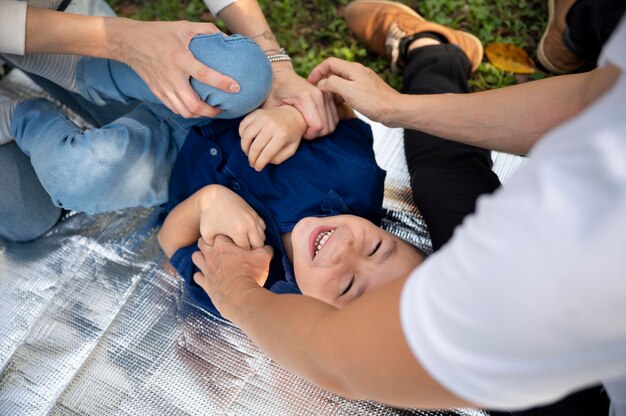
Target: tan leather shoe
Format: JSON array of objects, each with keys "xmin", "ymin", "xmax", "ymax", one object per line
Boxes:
[
  {"xmin": 537, "ymin": 0, "xmax": 586, "ymax": 74},
  {"xmin": 344, "ymin": 0, "xmax": 483, "ymax": 72}
]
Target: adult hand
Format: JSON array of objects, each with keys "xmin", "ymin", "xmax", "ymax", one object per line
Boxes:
[
  {"xmin": 264, "ymin": 62, "xmax": 338, "ymax": 139},
  {"xmin": 119, "ymin": 20, "xmax": 241, "ymax": 118},
  {"xmin": 308, "ymin": 58, "xmax": 401, "ymax": 126},
  {"xmin": 191, "ymin": 236, "xmax": 273, "ymax": 315}
]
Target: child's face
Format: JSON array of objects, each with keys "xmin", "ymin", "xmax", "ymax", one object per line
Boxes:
[{"xmin": 291, "ymin": 215, "xmax": 424, "ymax": 307}]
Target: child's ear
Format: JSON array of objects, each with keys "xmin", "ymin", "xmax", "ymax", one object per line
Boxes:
[{"xmin": 337, "ymin": 103, "xmax": 356, "ymax": 120}]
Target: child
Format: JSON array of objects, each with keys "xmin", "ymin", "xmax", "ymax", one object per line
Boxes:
[{"xmin": 158, "ymin": 103, "xmax": 425, "ymax": 315}]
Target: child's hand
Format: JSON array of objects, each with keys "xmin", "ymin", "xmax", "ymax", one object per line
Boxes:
[
  {"xmin": 199, "ymin": 185, "xmax": 266, "ymax": 249},
  {"xmin": 239, "ymin": 106, "xmax": 307, "ymax": 171}
]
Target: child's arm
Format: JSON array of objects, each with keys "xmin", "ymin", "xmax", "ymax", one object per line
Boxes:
[
  {"xmin": 158, "ymin": 185, "xmax": 266, "ymax": 258},
  {"xmin": 239, "ymin": 105, "xmax": 307, "ymax": 171}
]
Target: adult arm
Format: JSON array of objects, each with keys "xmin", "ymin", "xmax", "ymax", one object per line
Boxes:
[
  {"xmin": 191, "ymin": 59, "xmax": 626, "ymax": 410},
  {"xmin": 1, "ymin": 3, "xmax": 238, "ymax": 118},
  {"xmin": 217, "ymin": 0, "xmax": 337, "ymax": 139},
  {"xmin": 309, "ymin": 58, "xmax": 620, "ymax": 154},
  {"xmin": 191, "ymin": 236, "xmax": 472, "ymax": 409}
]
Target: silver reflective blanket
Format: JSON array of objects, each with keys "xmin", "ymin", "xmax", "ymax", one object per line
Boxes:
[{"xmin": 0, "ymin": 68, "xmax": 525, "ymax": 416}]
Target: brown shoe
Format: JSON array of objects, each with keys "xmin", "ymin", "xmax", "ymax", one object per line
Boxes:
[
  {"xmin": 537, "ymin": 0, "xmax": 586, "ymax": 74},
  {"xmin": 344, "ymin": 0, "xmax": 483, "ymax": 72}
]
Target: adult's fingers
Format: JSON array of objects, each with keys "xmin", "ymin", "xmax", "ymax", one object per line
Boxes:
[
  {"xmin": 193, "ymin": 271, "xmax": 206, "ymax": 290},
  {"xmin": 164, "ymin": 89, "xmax": 194, "ymax": 119},
  {"xmin": 308, "ymin": 57, "xmax": 357, "ymax": 84},
  {"xmin": 185, "ymin": 51, "xmax": 240, "ymax": 95},
  {"xmin": 177, "ymin": 81, "xmax": 222, "ymax": 118},
  {"xmin": 192, "ymin": 251, "xmax": 207, "ymax": 282},
  {"xmin": 317, "ymin": 75, "xmax": 353, "ymax": 104},
  {"xmin": 323, "ymin": 92, "xmax": 338, "ymax": 135},
  {"xmin": 296, "ymin": 88, "xmax": 328, "ymax": 140}
]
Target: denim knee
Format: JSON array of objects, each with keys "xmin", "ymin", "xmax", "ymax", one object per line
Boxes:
[
  {"xmin": 188, "ymin": 34, "xmax": 273, "ymax": 118},
  {"xmin": 33, "ymin": 131, "xmax": 172, "ymax": 214}
]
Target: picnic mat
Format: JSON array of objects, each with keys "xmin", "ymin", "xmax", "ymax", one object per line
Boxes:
[{"xmin": 0, "ymin": 48, "xmax": 525, "ymax": 416}]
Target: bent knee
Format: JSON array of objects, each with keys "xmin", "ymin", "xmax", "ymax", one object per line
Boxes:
[
  {"xmin": 33, "ymin": 142, "xmax": 171, "ymax": 214},
  {"xmin": 188, "ymin": 34, "xmax": 273, "ymax": 118},
  {"xmin": 41, "ymin": 168, "xmax": 169, "ymax": 214}
]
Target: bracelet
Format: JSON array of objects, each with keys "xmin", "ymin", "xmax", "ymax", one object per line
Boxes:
[{"xmin": 266, "ymin": 48, "xmax": 292, "ymax": 63}]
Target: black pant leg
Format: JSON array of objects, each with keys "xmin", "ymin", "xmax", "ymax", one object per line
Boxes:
[
  {"xmin": 402, "ymin": 44, "xmax": 501, "ymax": 251},
  {"xmin": 566, "ymin": 0, "xmax": 626, "ymax": 63}
]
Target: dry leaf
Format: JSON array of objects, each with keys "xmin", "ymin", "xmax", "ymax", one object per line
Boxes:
[{"xmin": 485, "ymin": 43, "xmax": 536, "ymax": 74}]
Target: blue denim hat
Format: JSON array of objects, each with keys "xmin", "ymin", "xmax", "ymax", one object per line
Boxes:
[{"xmin": 188, "ymin": 34, "xmax": 273, "ymax": 119}]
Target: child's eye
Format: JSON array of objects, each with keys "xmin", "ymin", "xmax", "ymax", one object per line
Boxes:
[
  {"xmin": 341, "ymin": 275, "xmax": 355, "ymax": 296},
  {"xmin": 368, "ymin": 241, "xmax": 382, "ymax": 257}
]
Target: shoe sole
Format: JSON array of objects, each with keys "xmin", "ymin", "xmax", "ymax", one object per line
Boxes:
[
  {"xmin": 537, "ymin": 0, "xmax": 568, "ymax": 74},
  {"xmin": 346, "ymin": 0, "xmax": 425, "ymax": 22}
]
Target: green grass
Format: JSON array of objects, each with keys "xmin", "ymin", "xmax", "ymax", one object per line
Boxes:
[{"xmin": 107, "ymin": 0, "xmax": 549, "ymax": 91}]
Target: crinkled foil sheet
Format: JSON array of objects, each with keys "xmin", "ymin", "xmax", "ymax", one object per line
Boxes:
[{"xmin": 0, "ymin": 66, "xmax": 525, "ymax": 416}]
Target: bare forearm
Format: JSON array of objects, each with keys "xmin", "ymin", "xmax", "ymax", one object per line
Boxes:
[
  {"xmin": 224, "ymin": 279, "xmax": 468, "ymax": 409},
  {"xmin": 223, "ymin": 288, "xmax": 351, "ymax": 392},
  {"xmin": 394, "ymin": 66, "xmax": 619, "ymax": 154},
  {"xmin": 159, "ymin": 188, "xmax": 210, "ymax": 257},
  {"xmin": 24, "ymin": 6, "xmax": 131, "ymax": 61},
  {"xmin": 218, "ymin": 0, "xmax": 279, "ymax": 51}
]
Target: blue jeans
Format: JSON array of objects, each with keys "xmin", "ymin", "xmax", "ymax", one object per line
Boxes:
[
  {"xmin": 9, "ymin": 34, "xmax": 272, "ymax": 215},
  {"xmin": 0, "ymin": 142, "xmax": 63, "ymax": 242}
]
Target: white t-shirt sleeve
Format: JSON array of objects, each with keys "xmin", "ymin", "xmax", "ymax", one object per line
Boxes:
[
  {"xmin": 400, "ymin": 17, "xmax": 626, "ymax": 411},
  {"xmin": 202, "ymin": 0, "xmax": 239, "ymax": 16},
  {"xmin": 599, "ymin": 16, "xmax": 626, "ymax": 69},
  {"xmin": 0, "ymin": 1, "xmax": 28, "ymax": 55}
]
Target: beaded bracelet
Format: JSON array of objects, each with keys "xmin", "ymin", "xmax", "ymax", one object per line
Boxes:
[{"xmin": 266, "ymin": 48, "xmax": 292, "ymax": 63}]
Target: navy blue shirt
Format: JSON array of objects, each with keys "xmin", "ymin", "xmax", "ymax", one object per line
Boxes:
[{"xmin": 168, "ymin": 117, "xmax": 386, "ymax": 316}]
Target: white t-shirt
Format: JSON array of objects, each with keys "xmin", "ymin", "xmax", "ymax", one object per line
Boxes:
[
  {"xmin": 0, "ymin": 0, "xmax": 238, "ymax": 55},
  {"xmin": 400, "ymin": 17, "xmax": 626, "ymax": 414}
]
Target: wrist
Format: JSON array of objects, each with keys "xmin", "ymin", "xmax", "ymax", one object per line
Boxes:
[
  {"xmin": 380, "ymin": 91, "xmax": 408, "ymax": 127},
  {"xmin": 221, "ymin": 282, "xmax": 272, "ymax": 324},
  {"xmin": 270, "ymin": 59, "xmax": 295, "ymax": 74},
  {"xmin": 265, "ymin": 47, "xmax": 292, "ymax": 65},
  {"xmin": 104, "ymin": 17, "xmax": 134, "ymax": 63}
]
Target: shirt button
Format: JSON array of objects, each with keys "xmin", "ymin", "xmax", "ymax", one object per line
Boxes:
[
  {"xmin": 209, "ymin": 148, "xmax": 218, "ymax": 156},
  {"xmin": 231, "ymin": 181, "xmax": 241, "ymax": 191}
]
